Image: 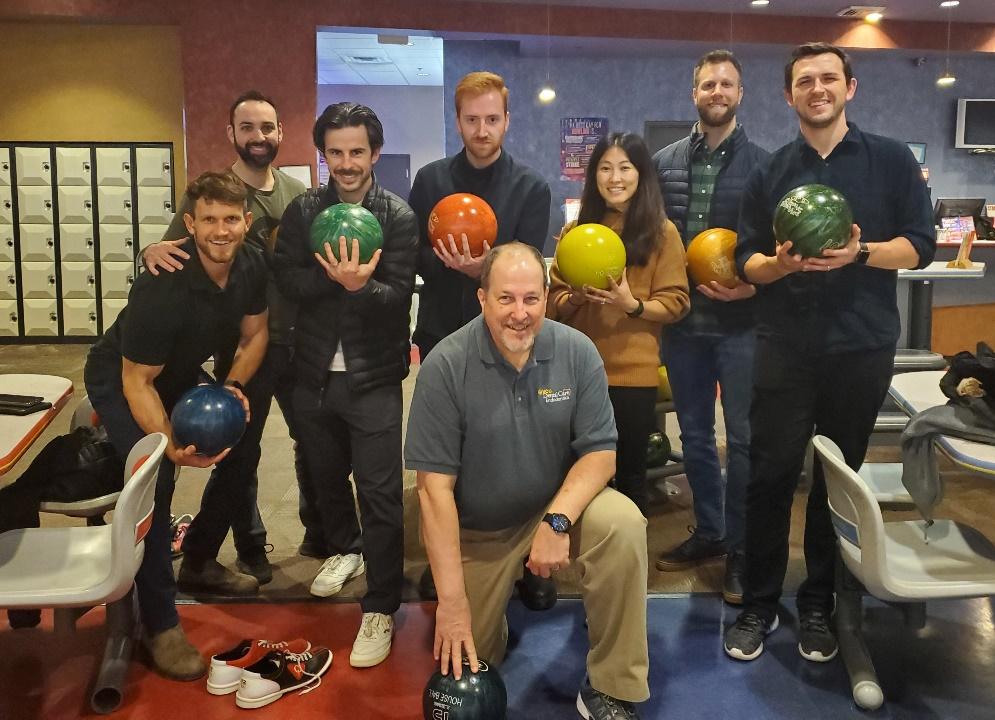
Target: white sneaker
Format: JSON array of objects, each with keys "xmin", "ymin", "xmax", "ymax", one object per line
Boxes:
[
  {"xmin": 309, "ymin": 553, "xmax": 365, "ymax": 598},
  {"xmin": 349, "ymin": 612, "xmax": 394, "ymax": 668}
]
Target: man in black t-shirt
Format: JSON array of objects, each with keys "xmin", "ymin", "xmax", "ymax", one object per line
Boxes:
[{"xmin": 84, "ymin": 171, "xmax": 269, "ymax": 682}]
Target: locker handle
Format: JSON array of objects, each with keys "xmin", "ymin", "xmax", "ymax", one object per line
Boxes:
[
  {"xmin": 122, "ymin": 162, "xmax": 130, "ymax": 172},
  {"xmin": 163, "ymin": 201, "xmax": 172, "ymax": 211},
  {"xmin": 124, "ymin": 239, "xmax": 133, "ymax": 247},
  {"xmin": 4, "ymin": 201, "xmax": 12, "ymax": 210},
  {"xmin": 86, "ymin": 239, "xmax": 94, "ymax": 248},
  {"xmin": 9, "ymin": 313, "xmax": 16, "ymax": 322},
  {"xmin": 42, "ymin": 162, "xmax": 50, "ymax": 172},
  {"xmin": 49, "ymin": 312, "xmax": 57, "ymax": 322},
  {"xmin": 5, "ymin": 240, "xmax": 12, "ymax": 248},
  {"xmin": 47, "ymin": 239, "xmax": 55, "ymax": 248},
  {"xmin": 89, "ymin": 312, "xmax": 97, "ymax": 321},
  {"xmin": 126, "ymin": 275, "xmax": 134, "ymax": 285},
  {"xmin": 88, "ymin": 275, "xmax": 95, "ymax": 285},
  {"xmin": 163, "ymin": 162, "xmax": 170, "ymax": 172},
  {"xmin": 124, "ymin": 200, "xmax": 132, "ymax": 210},
  {"xmin": 44, "ymin": 200, "xmax": 52, "ymax": 210},
  {"xmin": 83, "ymin": 162, "xmax": 91, "ymax": 172},
  {"xmin": 84, "ymin": 200, "xmax": 92, "ymax": 210},
  {"xmin": 7, "ymin": 276, "xmax": 15, "ymax": 285},
  {"xmin": 48, "ymin": 275, "xmax": 56, "ymax": 285},
  {"xmin": 1, "ymin": 162, "xmax": 8, "ymax": 172}
]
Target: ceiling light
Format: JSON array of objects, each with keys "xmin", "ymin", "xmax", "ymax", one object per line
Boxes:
[
  {"xmin": 537, "ymin": 3, "xmax": 556, "ymax": 104},
  {"xmin": 538, "ymin": 86, "xmax": 557, "ymax": 104},
  {"xmin": 937, "ymin": 3, "xmax": 957, "ymax": 86},
  {"xmin": 940, "ymin": 2, "xmax": 959, "ymax": 8},
  {"xmin": 936, "ymin": 72, "xmax": 956, "ymax": 87},
  {"xmin": 836, "ymin": 5, "xmax": 886, "ymax": 20},
  {"xmin": 751, "ymin": 1, "xmax": 770, "ymax": 6},
  {"xmin": 865, "ymin": 11, "xmax": 883, "ymax": 22}
]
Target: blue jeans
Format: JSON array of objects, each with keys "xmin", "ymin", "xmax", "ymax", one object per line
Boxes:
[{"xmin": 661, "ymin": 326, "xmax": 755, "ymax": 550}]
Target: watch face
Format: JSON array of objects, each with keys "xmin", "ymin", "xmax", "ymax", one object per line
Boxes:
[{"xmin": 548, "ymin": 514, "xmax": 570, "ymax": 533}]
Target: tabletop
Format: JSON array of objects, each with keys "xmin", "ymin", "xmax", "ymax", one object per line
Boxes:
[{"xmin": 0, "ymin": 374, "xmax": 75, "ymax": 476}]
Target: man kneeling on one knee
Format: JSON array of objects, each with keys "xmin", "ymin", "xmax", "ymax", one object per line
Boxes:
[{"xmin": 405, "ymin": 242, "xmax": 650, "ymax": 720}]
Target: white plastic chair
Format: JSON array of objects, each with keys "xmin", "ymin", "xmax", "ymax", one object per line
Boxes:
[
  {"xmin": 0, "ymin": 432, "xmax": 167, "ymax": 714},
  {"xmin": 813, "ymin": 434, "xmax": 995, "ymax": 711}
]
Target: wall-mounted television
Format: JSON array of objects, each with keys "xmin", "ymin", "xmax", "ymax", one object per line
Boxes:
[{"xmin": 955, "ymin": 99, "xmax": 995, "ymax": 149}]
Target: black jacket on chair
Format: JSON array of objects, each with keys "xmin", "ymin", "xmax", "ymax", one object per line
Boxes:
[{"xmin": 273, "ymin": 181, "xmax": 419, "ymax": 394}]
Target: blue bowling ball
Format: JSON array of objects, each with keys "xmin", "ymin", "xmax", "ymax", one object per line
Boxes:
[{"xmin": 170, "ymin": 384, "xmax": 246, "ymax": 456}]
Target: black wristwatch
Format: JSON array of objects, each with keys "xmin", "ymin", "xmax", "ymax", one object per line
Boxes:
[
  {"xmin": 626, "ymin": 299, "xmax": 644, "ymax": 317},
  {"xmin": 855, "ymin": 241, "xmax": 870, "ymax": 265},
  {"xmin": 542, "ymin": 512, "xmax": 572, "ymax": 534},
  {"xmin": 224, "ymin": 379, "xmax": 245, "ymax": 393}
]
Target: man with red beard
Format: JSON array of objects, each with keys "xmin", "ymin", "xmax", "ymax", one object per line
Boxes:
[
  {"xmin": 409, "ymin": 71, "xmax": 554, "ymax": 606},
  {"xmin": 140, "ymin": 91, "xmax": 311, "ymax": 591}
]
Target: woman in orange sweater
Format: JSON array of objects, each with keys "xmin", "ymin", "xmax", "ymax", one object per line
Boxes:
[{"xmin": 547, "ymin": 132, "xmax": 690, "ymax": 514}]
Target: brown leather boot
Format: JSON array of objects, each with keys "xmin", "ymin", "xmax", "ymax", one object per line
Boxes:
[
  {"xmin": 177, "ymin": 558, "xmax": 259, "ymax": 596},
  {"xmin": 145, "ymin": 625, "xmax": 207, "ymax": 681}
]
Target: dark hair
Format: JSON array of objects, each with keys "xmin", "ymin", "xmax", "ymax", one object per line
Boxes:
[
  {"xmin": 185, "ymin": 170, "xmax": 248, "ymax": 213},
  {"xmin": 480, "ymin": 242, "xmax": 548, "ymax": 291},
  {"xmin": 693, "ymin": 49, "xmax": 742, "ymax": 87},
  {"xmin": 784, "ymin": 42, "xmax": 853, "ymax": 91},
  {"xmin": 577, "ymin": 133, "xmax": 665, "ymax": 267},
  {"xmin": 312, "ymin": 102, "xmax": 384, "ymax": 153},
  {"xmin": 229, "ymin": 90, "xmax": 278, "ymax": 128}
]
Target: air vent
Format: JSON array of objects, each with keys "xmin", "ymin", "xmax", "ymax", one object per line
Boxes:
[
  {"xmin": 343, "ymin": 55, "xmax": 392, "ymax": 65},
  {"xmin": 836, "ymin": 5, "xmax": 886, "ymax": 18}
]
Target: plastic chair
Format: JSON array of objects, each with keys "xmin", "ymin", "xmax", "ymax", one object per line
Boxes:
[
  {"xmin": 39, "ymin": 396, "xmax": 121, "ymax": 525},
  {"xmin": 0, "ymin": 432, "xmax": 168, "ymax": 714},
  {"xmin": 813, "ymin": 434, "xmax": 995, "ymax": 711}
]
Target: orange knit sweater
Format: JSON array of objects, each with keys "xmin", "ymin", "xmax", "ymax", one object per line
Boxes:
[{"xmin": 547, "ymin": 210, "xmax": 690, "ymax": 387}]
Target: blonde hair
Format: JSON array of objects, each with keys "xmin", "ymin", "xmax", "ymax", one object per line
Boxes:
[{"xmin": 454, "ymin": 71, "xmax": 509, "ymax": 116}]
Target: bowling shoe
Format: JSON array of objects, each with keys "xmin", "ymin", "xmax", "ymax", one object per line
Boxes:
[
  {"xmin": 235, "ymin": 646, "xmax": 333, "ymax": 709},
  {"xmin": 207, "ymin": 638, "xmax": 311, "ymax": 695},
  {"xmin": 576, "ymin": 676, "xmax": 640, "ymax": 719}
]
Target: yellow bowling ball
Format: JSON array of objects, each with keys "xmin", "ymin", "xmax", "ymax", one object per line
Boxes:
[{"xmin": 554, "ymin": 223, "xmax": 626, "ymax": 290}]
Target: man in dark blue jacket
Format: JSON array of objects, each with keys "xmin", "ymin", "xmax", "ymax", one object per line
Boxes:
[{"xmin": 653, "ymin": 50, "xmax": 769, "ymax": 604}]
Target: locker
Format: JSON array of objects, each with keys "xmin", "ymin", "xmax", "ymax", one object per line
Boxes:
[
  {"xmin": 97, "ymin": 186, "xmax": 133, "ymax": 224},
  {"xmin": 101, "ymin": 297, "xmax": 127, "ymax": 330},
  {"xmin": 0, "ymin": 187, "xmax": 12, "ymax": 224},
  {"xmin": 22, "ymin": 298, "xmax": 58, "ymax": 336},
  {"xmin": 61, "ymin": 299, "xmax": 98, "ymax": 336},
  {"xmin": 135, "ymin": 147, "xmax": 172, "ymax": 187},
  {"xmin": 14, "ymin": 148, "xmax": 52, "ymax": 186},
  {"xmin": 138, "ymin": 223, "xmax": 171, "ymax": 250},
  {"xmin": 17, "ymin": 186, "xmax": 53, "ymax": 224},
  {"xmin": 59, "ymin": 224, "xmax": 95, "ymax": 261},
  {"xmin": 98, "ymin": 224, "xmax": 134, "ymax": 262},
  {"xmin": 55, "ymin": 147, "xmax": 92, "ymax": 186},
  {"xmin": 20, "ymin": 261, "xmax": 57, "ymax": 299},
  {"xmin": 100, "ymin": 262, "xmax": 133, "ymax": 298},
  {"xmin": 0, "ymin": 226, "xmax": 13, "ymax": 263},
  {"xmin": 18, "ymin": 225, "xmax": 56, "ymax": 262},
  {"xmin": 95, "ymin": 147, "xmax": 132, "ymax": 187},
  {"xmin": 60, "ymin": 261, "xmax": 96, "ymax": 299},
  {"xmin": 57, "ymin": 186, "xmax": 93, "ymax": 224},
  {"xmin": 0, "ymin": 262, "xmax": 18, "ymax": 300},
  {"xmin": 136, "ymin": 186, "xmax": 173, "ymax": 224},
  {"xmin": 0, "ymin": 148, "xmax": 9, "ymax": 186},
  {"xmin": 0, "ymin": 299, "xmax": 18, "ymax": 336}
]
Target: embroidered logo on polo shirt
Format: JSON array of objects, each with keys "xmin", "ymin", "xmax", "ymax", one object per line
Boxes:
[{"xmin": 537, "ymin": 387, "xmax": 572, "ymax": 403}]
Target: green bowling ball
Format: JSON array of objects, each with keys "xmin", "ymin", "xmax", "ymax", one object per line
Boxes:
[
  {"xmin": 309, "ymin": 203, "xmax": 383, "ymax": 263},
  {"xmin": 772, "ymin": 184, "xmax": 853, "ymax": 258},
  {"xmin": 646, "ymin": 432, "xmax": 671, "ymax": 469}
]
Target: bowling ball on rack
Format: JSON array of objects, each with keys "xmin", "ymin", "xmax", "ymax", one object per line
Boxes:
[
  {"xmin": 428, "ymin": 193, "xmax": 498, "ymax": 257},
  {"xmin": 309, "ymin": 202, "xmax": 383, "ymax": 263},
  {"xmin": 170, "ymin": 384, "xmax": 246, "ymax": 457},
  {"xmin": 646, "ymin": 431, "xmax": 672, "ymax": 469},
  {"xmin": 423, "ymin": 658, "xmax": 507, "ymax": 720},
  {"xmin": 554, "ymin": 223, "xmax": 627, "ymax": 290},
  {"xmin": 686, "ymin": 227, "xmax": 738, "ymax": 288},
  {"xmin": 772, "ymin": 184, "xmax": 853, "ymax": 258}
]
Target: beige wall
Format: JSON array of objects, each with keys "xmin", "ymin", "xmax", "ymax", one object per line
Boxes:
[{"xmin": 0, "ymin": 22, "xmax": 186, "ymax": 188}]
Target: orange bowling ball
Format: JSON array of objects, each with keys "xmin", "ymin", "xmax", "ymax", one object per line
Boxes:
[
  {"xmin": 428, "ymin": 193, "xmax": 498, "ymax": 257},
  {"xmin": 686, "ymin": 228, "xmax": 738, "ymax": 289}
]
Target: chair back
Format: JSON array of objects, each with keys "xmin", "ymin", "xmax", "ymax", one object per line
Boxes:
[
  {"xmin": 106, "ymin": 433, "xmax": 167, "ymax": 600},
  {"xmin": 812, "ymin": 435, "xmax": 890, "ymax": 593}
]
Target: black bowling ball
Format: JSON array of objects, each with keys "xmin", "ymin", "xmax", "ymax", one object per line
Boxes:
[{"xmin": 423, "ymin": 657, "xmax": 507, "ymax": 720}]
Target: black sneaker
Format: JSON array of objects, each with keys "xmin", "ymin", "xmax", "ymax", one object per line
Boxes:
[
  {"xmin": 655, "ymin": 527, "xmax": 726, "ymax": 571},
  {"xmin": 798, "ymin": 609, "xmax": 838, "ymax": 662},
  {"xmin": 576, "ymin": 676, "xmax": 640, "ymax": 719},
  {"xmin": 724, "ymin": 611, "xmax": 779, "ymax": 661},
  {"xmin": 237, "ymin": 544, "xmax": 275, "ymax": 585},
  {"xmin": 722, "ymin": 550, "xmax": 745, "ymax": 605},
  {"xmin": 516, "ymin": 563, "xmax": 557, "ymax": 611}
]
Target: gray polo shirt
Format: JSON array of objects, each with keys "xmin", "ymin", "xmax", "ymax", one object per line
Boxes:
[{"xmin": 405, "ymin": 315, "xmax": 617, "ymax": 531}]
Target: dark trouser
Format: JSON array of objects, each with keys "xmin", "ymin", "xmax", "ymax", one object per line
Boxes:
[
  {"xmin": 83, "ymin": 367, "xmax": 180, "ymax": 635},
  {"xmin": 412, "ymin": 329, "xmax": 442, "ymax": 364},
  {"xmin": 182, "ymin": 343, "xmax": 314, "ymax": 562},
  {"xmin": 743, "ymin": 339, "xmax": 894, "ymax": 621},
  {"xmin": 607, "ymin": 385, "xmax": 658, "ymax": 516},
  {"xmin": 293, "ymin": 374, "xmax": 404, "ymax": 614}
]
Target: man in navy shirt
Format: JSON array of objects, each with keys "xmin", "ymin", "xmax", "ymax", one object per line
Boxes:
[{"xmin": 723, "ymin": 43, "xmax": 935, "ymax": 664}]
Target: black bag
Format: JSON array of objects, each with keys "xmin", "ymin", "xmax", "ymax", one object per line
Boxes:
[{"xmin": 0, "ymin": 425, "xmax": 124, "ymax": 534}]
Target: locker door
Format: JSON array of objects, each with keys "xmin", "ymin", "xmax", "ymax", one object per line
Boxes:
[
  {"xmin": 97, "ymin": 186, "xmax": 133, "ymax": 224},
  {"xmin": 18, "ymin": 225, "xmax": 56, "ymax": 262},
  {"xmin": 0, "ymin": 187, "xmax": 11, "ymax": 225},
  {"xmin": 0, "ymin": 262, "xmax": 18, "ymax": 300},
  {"xmin": 59, "ymin": 224, "xmax": 95, "ymax": 261},
  {"xmin": 0, "ymin": 226, "xmax": 13, "ymax": 262},
  {"xmin": 22, "ymin": 299, "xmax": 59, "ymax": 336},
  {"xmin": 101, "ymin": 297, "xmax": 127, "ymax": 331},
  {"xmin": 57, "ymin": 186, "xmax": 93, "ymax": 224},
  {"xmin": 98, "ymin": 224, "xmax": 135, "ymax": 262},
  {"xmin": 137, "ymin": 186, "xmax": 173, "ymax": 224},
  {"xmin": 17, "ymin": 186, "xmax": 53, "ymax": 224},
  {"xmin": 20, "ymin": 261, "xmax": 57, "ymax": 299},
  {"xmin": 100, "ymin": 262, "xmax": 133, "ymax": 298},
  {"xmin": 55, "ymin": 147, "xmax": 92, "ymax": 186},
  {"xmin": 135, "ymin": 147, "xmax": 172, "ymax": 186},
  {"xmin": 14, "ymin": 147, "xmax": 52, "ymax": 185},
  {"xmin": 0, "ymin": 299, "xmax": 18, "ymax": 336},
  {"xmin": 60, "ymin": 261, "xmax": 96, "ymax": 299},
  {"xmin": 0, "ymin": 148, "xmax": 10, "ymax": 186},
  {"xmin": 61, "ymin": 299, "xmax": 98, "ymax": 336},
  {"xmin": 95, "ymin": 147, "xmax": 132, "ymax": 187},
  {"xmin": 138, "ymin": 223, "xmax": 171, "ymax": 250}
]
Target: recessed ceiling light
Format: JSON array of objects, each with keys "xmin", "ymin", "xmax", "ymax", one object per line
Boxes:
[
  {"xmin": 865, "ymin": 11, "xmax": 884, "ymax": 22},
  {"xmin": 940, "ymin": 2, "xmax": 960, "ymax": 8},
  {"xmin": 751, "ymin": 1, "xmax": 770, "ymax": 6}
]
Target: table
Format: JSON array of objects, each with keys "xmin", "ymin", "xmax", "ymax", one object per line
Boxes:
[
  {"xmin": 897, "ymin": 261, "xmax": 986, "ymax": 350},
  {"xmin": 0, "ymin": 374, "xmax": 74, "ymax": 475},
  {"xmin": 888, "ymin": 370, "xmax": 995, "ymax": 476}
]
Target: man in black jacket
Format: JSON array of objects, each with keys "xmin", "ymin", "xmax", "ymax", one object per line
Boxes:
[
  {"xmin": 653, "ymin": 50, "xmax": 769, "ymax": 604},
  {"xmin": 273, "ymin": 103, "xmax": 418, "ymax": 669}
]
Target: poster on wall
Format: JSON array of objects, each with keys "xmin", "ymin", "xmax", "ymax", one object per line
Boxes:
[{"xmin": 560, "ymin": 117, "xmax": 608, "ymax": 182}]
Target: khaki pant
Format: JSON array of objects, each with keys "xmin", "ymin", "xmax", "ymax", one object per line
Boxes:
[{"xmin": 460, "ymin": 487, "xmax": 649, "ymax": 702}]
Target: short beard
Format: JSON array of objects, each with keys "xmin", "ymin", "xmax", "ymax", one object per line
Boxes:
[
  {"xmin": 697, "ymin": 103, "xmax": 737, "ymax": 129},
  {"xmin": 235, "ymin": 140, "xmax": 278, "ymax": 169}
]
